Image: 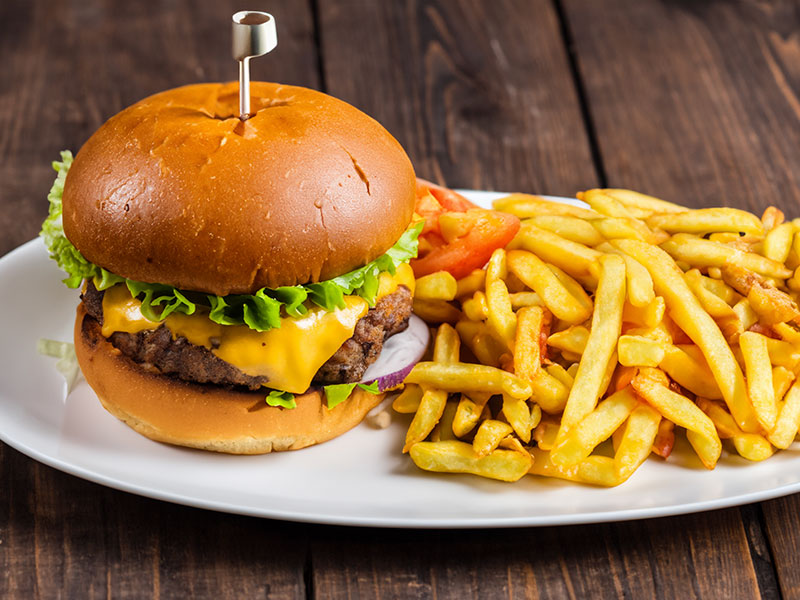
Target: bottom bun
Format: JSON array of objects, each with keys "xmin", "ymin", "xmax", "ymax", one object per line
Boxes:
[{"xmin": 74, "ymin": 304, "xmax": 384, "ymax": 454}]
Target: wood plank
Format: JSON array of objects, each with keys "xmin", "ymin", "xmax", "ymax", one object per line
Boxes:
[
  {"xmin": 0, "ymin": 1, "xmax": 317, "ymax": 597},
  {"xmin": 0, "ymin": 445, "xmax": 308, "ymax": 599},
  {"xmin": 762, "ymin": 495, "xmax": 800, "ymax": 598},
  {"xmin": 0, "ymin": 0, "xmax": 319, "ymax": 256},
  {"xmin": 563, "ymin": 0, "xmax": 800, "ymax": 597},
  {"xmin": 316, "ymin": 0, "xmax": 596, "ymax": 194},
  {"xmin": 312, "ymin": 508, "xmax": 758, "ymax": 599},
  {"xmin": 562, "ymin": 0, "xmax": 800, "ymax": 213}
]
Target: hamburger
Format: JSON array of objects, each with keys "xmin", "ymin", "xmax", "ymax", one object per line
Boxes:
[{"xmin": 41, "ymin": 81, "xmax": 423, "ymax": 454}]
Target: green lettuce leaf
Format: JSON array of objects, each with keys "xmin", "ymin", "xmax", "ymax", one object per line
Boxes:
[
  {"xmin": 41, "ymin": 153, "xmax": 423, "ymax": 332},
  {"xmin": 266, "ymin": 390, "xmax": 297, "ymax": 409},
  {"xmin": 324, "ymin": 381, "xmax": 381, "ymax": 410}
]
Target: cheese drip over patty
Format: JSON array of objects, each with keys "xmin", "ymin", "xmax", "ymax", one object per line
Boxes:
[{"xmin": 99, "ymin": 263, "xmax": 415, "ymax": 394}]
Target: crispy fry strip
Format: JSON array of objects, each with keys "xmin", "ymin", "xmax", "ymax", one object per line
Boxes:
[
  {"xmin": 613, "ymin": 239, "xmax": 759, "ymax": 432},
  {"xmin": 557, "ymin": 254, "xmax": 626, "ymax": 439}
]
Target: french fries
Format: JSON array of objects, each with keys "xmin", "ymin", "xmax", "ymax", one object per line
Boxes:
[
  {"xmin": 400, "ymin": 186, "xmax": 800, "ymax": 487},
  {"xmin": 557, "ymin": 254, "xmax": 625, "ymax": 437},
  {"xmin": 507, "ymin": 250, "xmax": 592, "ymax": 323},
  {"xmin": 415, "ymin": 271, "xmax": 458, "ymax": 301},
  {"xmin": 410, "ymin": 441, "xmax": 531, "ymax": 482}
]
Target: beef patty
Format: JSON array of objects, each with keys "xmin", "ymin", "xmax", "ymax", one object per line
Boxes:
[{"xmin": 81, "ymin": 282, "xmax": 412, "ymax": 390}]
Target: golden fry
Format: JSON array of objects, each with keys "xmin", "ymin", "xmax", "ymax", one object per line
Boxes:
[
  {"xmin": 621, "ymin": 297, "xmax": 665, "ymax": 329},
  {"xmin": 558, "ymin": 254, "xmax": 626, "ymax": 437},
  {"xmin": 485, "ymin": 249, "xmax": 517, "ymax": 349},
  {"xmin": 647, "ymin": 208, "xmax": 764, "ymax": 236},
  {"xmin": 509, "ymin": 291, "xmax": 543, "ymax": 309},
  {"xmin": 452, "ymin": 394, "xmax": 483, "ymax": 437},
  {"xmin": 529, "ymin": 369, "xmax": 571, "ymax": 414},
  {"xmin": 661, "ymin": 234, "xmax": 792, "ymax": 280},
  {"xmin": 613, "ymin": 404, "xmax": 662, "ymax": 481},
  {"xmin": 405, "ymin": 362, "xmax": 532, "ymax": 400},
  {"xmin": 599, "ymin": 243, "xmax": 655, "ymax": 308},
  {"xmin": 462, "ymin": 291, "xmax": 489, "ymax": 321},
  {"xmin": 632, "ymin": 369, "xmax": 721, "ymax": 468},
  {"xmin": 613, "ymin": 239, "xmax": 759, "ymax": 432},
  {"xmin": 473, "ymin": 419, "xmax": 514, "ymax": 457},
  {"xmin": 502, "ymin": 394, "xmax": 533, "ymax": 443},
  {"xmin": 410, "ymin": 440, "xmax": 532, "ymax": 482},
  {"xmin": 696, "ymin": 398, "xmax": 774, "ymax": 461},
  {"xmin": 415, "ymin": 271, "xmax": 458, "ymax": 301},
  {"xmin": 513, "ymin": 306, "xmax": 545, "ymax": 382},
  {"xmin": 617, "ymin": 335, "xmax": 665, "ymax": 367},
  {"xmin": 763, "ymin": 222, "xmax": 794, "ymax": 263},
  {"xmin": 591, "ymin": 217, "xmax": 655, "ymax": 243},
  {"xmin": 392, "ymin": 384, "xmax": 424, "ymax": 414},
  {"xmin": 581, "ymin": 189, "xmax": 651, "ymax": 219},
  {"xmin": 431, "ymin": 400, "xmax": 458, "ymax": 442},
  {"xmin": 525, "ymin": 215, "xmax": 605, "ymax": 246},
  {"xmin": 433, "ymin": 322, "xmax": 461, "ymax": 364},
  {"xmin": 739, "ymin": 331, "xmax": 777, "ymax": 431},
  {"xmin": 412, "ymin": 298, "xmax": 462, "ymax": 323},
  {"xmin": 600, "ymin": 188, "xmax": 686, "ymax": 214},
  {"xmin": 507, "ymin": 250, "xmax": 592, "ymax": 324},
  {"xmin": 493, "ymin": 193, "xmax": 599, "ymax": 220},
  {"xmin": 403, "ymin": 388, "xmax": 448, "ymax": 453},
  {"xmin": 545, "ymin": 363, "xmax": 574, "ymax": 388},
  {"xmin": 509, "ymin": 225, "xmax": 601, "ymax": 284},
  {"xmin": 773, "ymin": 366, "xmax": 795, "ymax": 402},
  {"xmin": 455, "ymin": 269, "xmax": 486, "ymax": 298},
  {"xmin": 660, "ymin": 344, "xmax": 723, "ymax": 400},
  {"xmin": 762, "ymin": 206, "xmax": 786, "ymax": 230},
  {"xmin": 548, "ymin": 325, "xmax": 590, "ymax": 355},
  {"xmin": 527, "ymin": 448, "xmax": 583, "ymax": 482},
  {"xmin": 550, "ymin": 387, "xmax": 638, "ymax": 467},
  {"xmin": 769, "ymin": 383, "xmax": 800, "ymax": 449}
]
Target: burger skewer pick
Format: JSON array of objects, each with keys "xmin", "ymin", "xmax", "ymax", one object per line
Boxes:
[{"xmin": 232, "ymin": 11, "xmax": 278, "ymax": 120}]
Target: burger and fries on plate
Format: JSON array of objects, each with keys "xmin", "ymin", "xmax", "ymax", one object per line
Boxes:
[{"xmin": 37, "ymin": 80, "xmax": 800, "ymax": 488}]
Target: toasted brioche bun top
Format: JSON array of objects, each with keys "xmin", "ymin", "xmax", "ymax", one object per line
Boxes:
[{"xmin": 62, "ymin": 82, "xmax": 416, "ymax": 295}]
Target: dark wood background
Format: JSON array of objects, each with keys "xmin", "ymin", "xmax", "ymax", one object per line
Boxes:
[{"xmin": 3, "ymin": 0, "xmax": 800, "ymax": 597}]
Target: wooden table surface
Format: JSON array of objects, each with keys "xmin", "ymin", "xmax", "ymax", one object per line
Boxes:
[{"xmin": 3, "ymin": 1, "xmax": 800, "ymax": 598}]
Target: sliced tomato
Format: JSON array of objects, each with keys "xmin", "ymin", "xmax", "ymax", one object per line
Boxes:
[
  {"xmin": 411, "ymin": 209, "xmax": 520, "ymax": 279},
  {"xmin": 416, "ymin": 178, "xmax": 478, "ymax": 212}
]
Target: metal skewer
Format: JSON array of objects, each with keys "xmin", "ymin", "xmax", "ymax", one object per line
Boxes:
[{"xmin": 232, "ymin": 11, "xmax": 278, "ymax": 120}]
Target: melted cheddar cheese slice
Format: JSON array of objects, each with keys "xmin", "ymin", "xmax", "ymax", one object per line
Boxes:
[{"xmin": 100, "ymin": 263, "xmax": 415, "ymax": 394}]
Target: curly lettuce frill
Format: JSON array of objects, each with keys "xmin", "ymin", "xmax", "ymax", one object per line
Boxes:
[{"xmin": 41, "ymin": 151, "xmax": 423, "ymax": 333}]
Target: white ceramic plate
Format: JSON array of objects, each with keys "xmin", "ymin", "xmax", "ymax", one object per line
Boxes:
[{"xmin": 3, "ymin": 190, "xmax": 800, "ymax": 529}]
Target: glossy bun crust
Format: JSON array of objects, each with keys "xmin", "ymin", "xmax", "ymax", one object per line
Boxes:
[
  {"xmin": 74, "ymin": 305, "xmax": 384, "ymax": 454},
  {"xmin": 62, "ymin": 82, "xmax": 416, "ymax": 295}
]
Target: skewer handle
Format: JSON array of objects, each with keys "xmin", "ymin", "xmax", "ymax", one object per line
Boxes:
[{"xmin": 232, "ymin": 11, "xmax": 277, "ymax": 119}]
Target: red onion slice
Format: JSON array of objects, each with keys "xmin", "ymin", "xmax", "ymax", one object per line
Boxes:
[{"xmin": 361, "ymin": 315, "xmax": 429, "ymax": 391}]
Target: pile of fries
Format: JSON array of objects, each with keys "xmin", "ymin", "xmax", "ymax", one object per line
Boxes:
[{"xmin": 398, "ymin": 189, "xmax": 800, "ymax": 486}]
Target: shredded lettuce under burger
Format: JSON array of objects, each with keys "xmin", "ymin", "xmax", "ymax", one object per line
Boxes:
[{"xmin": 42, "ymin": 151, "xmax": 423, "ymax": 333}]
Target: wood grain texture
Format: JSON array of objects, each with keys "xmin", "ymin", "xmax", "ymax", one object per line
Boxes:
[
  {"xmin": 562, "ymin": 0, "xmax": 800, "ymax": 212},
  {"xmin": 317, "ymin": 0, "xmax": 597, "ymax": 194},
  {"xmin": 0, "ymin": 0, "xmax": 319, "ymax": 257},
  {"xmin": 0, "ymin": 445, "xmax": 308, "ymax": 599},
  {"xmin": 0, "ymin": 1, "xmax": 318, "ymax": 598},
  {"xmin": 762, "ymin": 495, "xmax": 800, "ymax": 599},
  {"xmin": 312, "ymin": 508, "xmax": 760, "ymax": 600}
]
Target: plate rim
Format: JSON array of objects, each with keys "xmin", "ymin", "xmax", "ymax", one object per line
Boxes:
[{"xmin": 3, "ymin": 191, "xmax": 799, "ymax": 529}]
